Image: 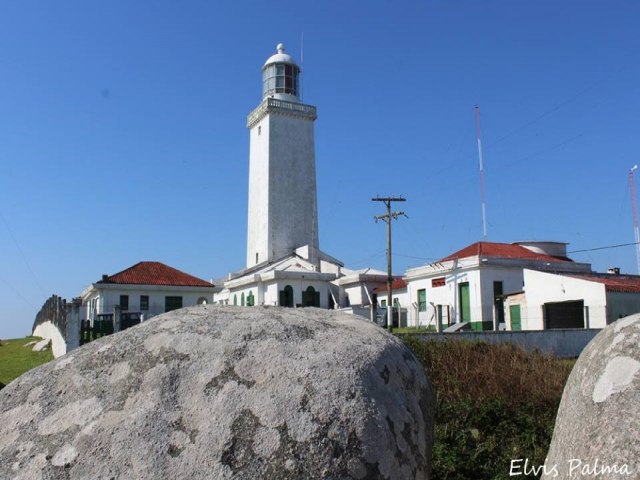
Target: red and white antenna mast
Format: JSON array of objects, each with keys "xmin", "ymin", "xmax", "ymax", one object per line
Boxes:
[
  {"xmin": 475, "ymin": 105, "xmax": 488, "ymax": 240},
  {"xmin": 629, "ymin": 165, "xmax": 640, "ymax": 274}
]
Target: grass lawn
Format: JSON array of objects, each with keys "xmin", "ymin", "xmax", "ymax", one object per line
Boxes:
[
  {"xmin": 0, "ymin": 337, "xmax": 54, "ymax": 387},
  {"xmin": 390, "ymin": 326, "xmax": 437, "ymax": 334}
]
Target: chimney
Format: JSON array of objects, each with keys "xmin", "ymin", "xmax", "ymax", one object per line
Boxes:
[
  {"xmin": 102, "ymin": 274, "xmax": 109, "ymax": 281},
  {"xmin": 608, "ymin": 267, "xmax": 620, "ymax": 275}
]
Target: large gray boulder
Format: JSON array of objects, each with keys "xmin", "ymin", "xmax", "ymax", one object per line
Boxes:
[
  {"xmin": 543, "ymin": 314, "xmax": 640, "ymax": 478},
  {"xmin": 0, "ymin": 306, "xmax": 434, "ymax": 479}
]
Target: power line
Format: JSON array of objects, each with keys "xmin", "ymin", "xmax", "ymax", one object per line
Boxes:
[
  {"xmin": 488, "ymin": 85, "xmax": 594, "ymax": 148},
  {"xmin": 0, "ymin": 275, "xmax": 36, "ymax": 309},
  {"xmin": 0, "ymin": 213, "xmax": 47, "ymax": 297},
  {"xmin": 568, "ymin": 241, "xmax": 640, "ymax": 254}
]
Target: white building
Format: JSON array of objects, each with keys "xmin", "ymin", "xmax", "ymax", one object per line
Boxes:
[
  {"xmin": 372, "ymin": 278, "xmax": 409, "ymax": 327},
  {"xmin": 504, "ymin": 269, "xmax": 640, "ymax": 330},
  {"xmin": 215, "ymin": 44, "xmax": 387, "ymax": 315},
  {"xmin": 81, "ymin": 261, "xmax": 216, "ymax": 322},
  {"xmin": 404, "ymin": 241, "xmax": 592, "ymax": 330}
]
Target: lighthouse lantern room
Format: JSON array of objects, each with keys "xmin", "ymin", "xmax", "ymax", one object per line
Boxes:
[{"xmin": 262, "ymin": 43, "xmax": 300, "ymax": 101}]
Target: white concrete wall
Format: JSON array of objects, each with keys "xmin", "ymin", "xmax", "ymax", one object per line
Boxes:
[
  {"xmin": 246, "ymin": 110, "xmax": 317, "ymax": 267},
  {"xmin": 65, "ymin": 303, "xmax": 81, "ymax": 352},
  {"xmin": 375, "ymin": 290, "xmax": 409, "ymax": 317},
  {"xmin": 246, "ymin": 116, "xmax": 271, "ymax": 267},
  {"xmin": 407, "ymin": 269, "xmax": 481, "ymax": 326},
  {"xmin": 406, "ymin": 266, "xmax": 526, "ymax": 328},
  {"xmin": 406, "ymin": 277, "xmax": 437, "ymax": 328},
  {"xmin": 522, "ymin": 270, "xmax": 607, "ymax": 329},
  {"xmin": 268, "ymin": 113, "xmax": 318, "ymax": 261},
  {"xmin": 32, "ymin": 321, "xmax": 66, "ymax": 358},
  {"xmin": 231, "ymin": 279, "xmax": 331, "ymax": 308},
  {"xmin": 476, "ymin": 266, "xmax": 525, "ymax": 321},
  {"xmin": 342, "ymin": 284, "xmax": 365, "ymax": 308},
  {"xmin": 85, "ymin": 286, "xmax": 214, "ymax": 321}
]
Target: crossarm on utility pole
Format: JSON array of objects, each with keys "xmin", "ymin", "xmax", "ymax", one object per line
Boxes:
[{"xmin": 372, "ymin": 196, "xmax": 406, "ymax": 332}]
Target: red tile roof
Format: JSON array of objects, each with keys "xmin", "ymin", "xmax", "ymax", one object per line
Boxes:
[
  {"xmin": 570, "ymin": 274, "xmax": 640, "ymax": 293},
  {"xmin": 439, "ymin": 241, "xmax": 572, "ymax": 264},
  {"xmin": 373, "ymin": 278, "xmax": 407, "ymax": 293},
  {"xmin": 97, "ymin": 261, "xmax": 215, "ymax": 288}
]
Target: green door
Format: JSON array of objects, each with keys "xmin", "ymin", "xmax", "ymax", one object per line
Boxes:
[
  {"xmin": 510, "ymin": 305, "xmax": 522, "ymax": 331},
  {"xmin": 459, "ymin": 283, "xmax": 471, "ymax": 324}
]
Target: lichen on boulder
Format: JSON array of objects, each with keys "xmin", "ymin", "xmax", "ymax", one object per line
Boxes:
[
  {"xmin": 543, "ymin": 314, "xmax": 640, "ymax": 478},
  {"xmin": 0, "ymin": 306, "xmax": 435, "ymax": 479}
]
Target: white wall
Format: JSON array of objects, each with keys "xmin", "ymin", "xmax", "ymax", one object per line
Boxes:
[
  {"xmin": 33, "ymin": 321, "xmax": 66, "ymax": 358},
  {"xmin": 84, "ymin": 285, "xmax": 214, "ymax": 321},
  {"xmin": 246, "ymin": 116, "xmax": 271, "ymax": 267},
  {"xmin": 342, "ymin": 284, "xmax": 365, "ymax": 308},
  {"xmin": 230, "ymin": 279, "xmax": 332, "ymax": 308},
  {"xmin": 522, "ymin": 270, "xmax": 607, "ymax": 329},
  {"xmin": 406, "ymin": 267, "xmax": 524, "ymax": 328},
  {"xmin": 247, "ymin": 107, "xmax": 318, "ymax": 267}
]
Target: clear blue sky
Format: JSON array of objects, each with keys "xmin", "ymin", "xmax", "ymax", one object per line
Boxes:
[{"xmin": 1, "ymin": 1, "xmax": 639, "ymax": 338}]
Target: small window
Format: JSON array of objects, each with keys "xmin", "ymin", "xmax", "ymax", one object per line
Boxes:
[
  {"xmin": 119, "ymin": 295, "xmax": 129, "ymax": 311},
  {"xmin": 247, "ymin": 291, "xmax": 255, "ymax": 307},
  {"xmin": 418, "ymin": 289, "xmax": 427, "ymax": 312},
  {"xmin": 165, "ymin": 296, "xmax": 183, "ymax": 312},
  {"xmin": 381, "ymin": 299, "xmax": 387, "ymax": 308},
  {"xmin": 140, "ymin": 295, "xmax": 149, "ymax": 311},
  {"xmin": 258, "ymin": 126, "xmax": 261, "ymax": 136}
]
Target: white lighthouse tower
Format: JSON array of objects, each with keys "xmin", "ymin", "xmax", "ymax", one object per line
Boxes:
[
  {"xmin": 245, "ymin": 43, "xmax": 319, "ymax": 268},
  {"xmin": 215, "ymin": 43, "xmax": 389, "ymax": 312}
]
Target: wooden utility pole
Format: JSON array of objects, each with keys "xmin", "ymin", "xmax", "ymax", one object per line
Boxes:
[{"xmin": 372, "ymin": 196, "xmax": 406, "ymax": 332}]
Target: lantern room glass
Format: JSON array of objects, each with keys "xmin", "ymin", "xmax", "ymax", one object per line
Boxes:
[{"xmin": 263, "ymin": 63, "xmax": 299, "ymax": 98}]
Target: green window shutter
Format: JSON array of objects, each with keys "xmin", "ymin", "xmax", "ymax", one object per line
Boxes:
[
  {"xmin": 140, "ymin": 295, "xmax": 149, "ymax": 311},
  {"xmin": 119, "ymin": 295, "xmax": 129, "ymax": 311},
  {"xmin": 417, "ymin": 289, "xmax": 426, "ymax": 312}
]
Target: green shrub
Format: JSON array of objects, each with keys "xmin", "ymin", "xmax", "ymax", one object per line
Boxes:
[{"xmin": 402, "ymin": 337, "xmax": 574, "ymax": 480}]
